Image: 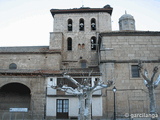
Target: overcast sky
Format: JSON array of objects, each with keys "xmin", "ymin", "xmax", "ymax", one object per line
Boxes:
[{"xmin": 0, "ymin": 0, "xmax": 160, "ymax": 47}]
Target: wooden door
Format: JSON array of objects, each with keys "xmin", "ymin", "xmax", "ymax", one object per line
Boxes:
[{"xmin": 56, "ymin": 99, "xmax": 69, "ymax": 119}]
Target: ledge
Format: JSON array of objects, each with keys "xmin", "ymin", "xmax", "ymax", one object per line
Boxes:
[
  {"xmin": 100, "ymin": 31, "xmax": 160, "ymax": 36},
  {"xmin": 0, "ymin": 46, "xmax": 62, "ymax": 54},
  {"xmin": 100, "ymin": 59, "xmax": 160, "ymax": 63},
  {"xmin": 50, "ymin": 7, "xmax": 113, "ymax": 17}
]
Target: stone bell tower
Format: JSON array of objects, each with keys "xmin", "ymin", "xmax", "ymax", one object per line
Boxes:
[{"xmin": 119, "ymin": 11, "xmax": 135, "ymax": 31}]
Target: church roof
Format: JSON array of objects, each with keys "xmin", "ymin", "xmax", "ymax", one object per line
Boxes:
[
  {"xmin": 0, "ymin": 46, "xmax": 61, "ymax": 54},
  {"xmin": 50, "ymin": 6, "xmax": 113, "ymax": 17}
]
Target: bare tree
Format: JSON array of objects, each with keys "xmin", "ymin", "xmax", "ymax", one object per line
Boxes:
[
  {"xmin": 138, "ymin": 62, "xmax": 160, "ymax": 120},
  {"xmin": 51, "ymin": 72, "xmax": 113, "ymax": 120}
]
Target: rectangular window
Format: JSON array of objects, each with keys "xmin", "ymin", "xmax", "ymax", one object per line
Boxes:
[
  {"xmin": 131, "ymin": 65, "xmax": 140, "ymax": 78},
  {"xmin": 81, "ymin": 62, "xmax": 86, "ymax": 68},
  {"xmin": 57, "ymin": 78, "xmax": 91, "ymax": 89}
]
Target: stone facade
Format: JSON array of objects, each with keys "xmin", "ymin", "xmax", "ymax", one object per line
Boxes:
[
  {"xmin": 100, "ymin": 62, "xmax": 160, "ymax": 118},
  {"xmin": 0, "ymin": 47, "xmax": 62, "ymax": 119},
  {"xmin": 0, "ymin": 54, "xmax": 61, "ymax": 70},
  {"xmin": 50, "ymin": 11, "xmax": 112, "ymax": 69},
  {"xmin": 0, "ymin": 5, "xmax": 160, "ymax": 120},
  {"xmin": 99, "ymin": 32, "xmax": 160, "ymax": 118},
  {"xmin": 100, "ymin": 32, "xmax": 160, "ymax": 61}
]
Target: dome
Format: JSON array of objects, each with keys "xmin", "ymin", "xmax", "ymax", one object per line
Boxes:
[
  {"xmin": 118, "ymin": 11, "xmax": 136, "ymax": 31},
  {"xmin": 119, "ymin": 12, "xmax": 134, "ymax": 21}
]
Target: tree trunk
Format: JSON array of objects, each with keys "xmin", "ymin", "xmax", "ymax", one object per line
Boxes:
[
  {"xmin": 78, "ymin": 95, "xmax": 85, "ymax": 120},
  {"xmin": 148, "ymin": 86, "xmax": 157, "ymax": 120},
  {"xmin": 85, "ymin": 91, "xmax": 92, "ymax": 120}
]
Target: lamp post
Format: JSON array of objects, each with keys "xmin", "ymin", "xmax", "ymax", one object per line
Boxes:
[{"xmin": 113, "ymin": 86, "xmax": 117, "ymax": 120}]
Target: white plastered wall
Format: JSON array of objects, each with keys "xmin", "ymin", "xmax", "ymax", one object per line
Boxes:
[{"xmin": 46, "ymin": 97, "xmax": 103, "ymax": 117}]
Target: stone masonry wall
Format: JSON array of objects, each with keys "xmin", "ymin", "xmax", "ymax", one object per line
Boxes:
[
  {"xmin": 53, "ymin": 12, "xmax": 112, "ymax": 33},
  {"xmin": 0, "ymin": 53, "xmax": 61, "ymax": 70},
  {"xmin": 101, "ymin": 62, "xmax": 160, "ymax": 118},
  {"xmin": 50, "ymin": 12, "xmax": 112, "ymax": 68},
  {"xmin": 100, "ymin": 35, "xmax": 160, "ymax": 61},
  {"xmin": 100, "ymin": 34, "xmax": 160, "ymax": 118}
]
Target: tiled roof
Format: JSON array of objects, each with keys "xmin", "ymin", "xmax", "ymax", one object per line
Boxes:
[{"xmin": 0, "ymin": 46, "xmax": 61, "ymax": 54}]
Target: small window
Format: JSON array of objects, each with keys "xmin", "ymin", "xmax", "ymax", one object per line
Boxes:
[
  {"xmin": 124, "ymin": 20, "xmax": 128, "ymax": 25},
  {"xmin": 81, "ymin": 62, "xmax": 86, "ymax": 68},
  {"xmin": 80, "ymin": 60, "xmax": 87, "ymax": 68},
  {"xmin": 68, "ymin": 19, "xmax": 72, "ymax": 31},
  {"xmin": 67, "ymin": 37, "xmax": 72, "ymax": 51},
  {"xmin": 91, "ymin": 36, "xmax": 96, "ymax": 50},
  {"xmin": 82, "ymin": 43, "xmax": 85, "ymax": 49},
  {"xmin": 131, "ymin": 65, "xmax": 140, "ymax": 78},
  {"xmin": 78, "ymin": 44, "xmax": 81, "ymax": 49},
  {"xmin": 131, "ymin": 21, "xmax": 134, "ymax": 25},
  {"xmin": 79, "ymin": 18, "xmax": 84, "ymax": 31},
  {"xmin": 9, "ymin": 63, "xmax": 17, "ymax": 69},
  {"xmin": 91, "ymin": 18, "xmax": 96, "ymax": 30},
  {"xmin": 50, "ymin": 78, "xmax": 53, "ymax": 81}
]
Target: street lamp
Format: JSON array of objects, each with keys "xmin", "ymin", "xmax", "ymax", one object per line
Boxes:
[{"xmin": 112, "ymin": 86, "xmax": 117, "ymax": 120}]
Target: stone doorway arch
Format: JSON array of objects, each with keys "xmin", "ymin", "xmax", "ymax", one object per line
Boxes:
[{"xmin": 0, "ymin": 82, "xmax": 31, "ymax": 110}]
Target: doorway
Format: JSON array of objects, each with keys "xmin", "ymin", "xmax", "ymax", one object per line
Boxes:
[
  {"xmin": 0, "ymin": 83, "xmax": 31, "ymax": 110},
  {"xmin": 56, "ymin": 99, "xmax": 69, "ymax": 119}
]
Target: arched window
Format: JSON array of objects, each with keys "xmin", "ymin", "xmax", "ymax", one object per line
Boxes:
[
  {"xmin": 67, "ymin": 37, "xmax": 72, "ymax": 51},
  {"xmin": 78, "ymin": 44, "xmax": 81, "ymax": 49},
  {"xmin": 91, "ymin": 36, "xmax": 96, "ymax": 50},
  {"xmin": 82, "ymin": 43, "xmax": 85, "ymax": 49},
  {"xmin": 68, "ymin": 19, "xmax": 72, "ymax": 31},
  {"xmin": 91, "ymin": 18, "xmax": 96, "ymax": 30},
  {"xmin": 9, "ymin": 63, "xmax": 17, "ymax": 69},
  {"xmin": 79, "ymin": 18, "xmax": 84, "ymax": 31}
]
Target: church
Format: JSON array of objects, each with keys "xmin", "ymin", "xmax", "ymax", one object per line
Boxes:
[{"xmin": 0, "ymin": 4, "xmax": 160, "ymax": 120}]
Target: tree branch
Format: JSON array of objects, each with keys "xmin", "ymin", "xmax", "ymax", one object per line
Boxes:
[
  {"xmin": 151, "ymin": 66, "xmax": 158, "ymax": 83},
  {"xmin": 50, "ymin": 84, "xmax": 83, "ymax": 95},
  {"xmin": 92, "ymin": 80, "xmax": 113, "ymax": 92},
  {"xmin": 139, "ymin": 68, "xmax": 150, "ymax": 84},
  {"xmin": 144, "ymin": 80, "xmax": 148, "ymax": 86},
  {"xmin": 154, "ymin": 75, "xmax": 160, "ymax": 88},
  {"xmin": 92, "ymin": 86, "xmax": 102, "ymax": 92},
  {"xmin": 138, "ymin": 61, "xmax": 150, "ymax": 84},
  {"xmin": 63, "ymin": 73, "xmax": 82, "ymax": 88},
  {"xmin": 61, "ymin": 85, "xmax": 83, "ymax": 95}
]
